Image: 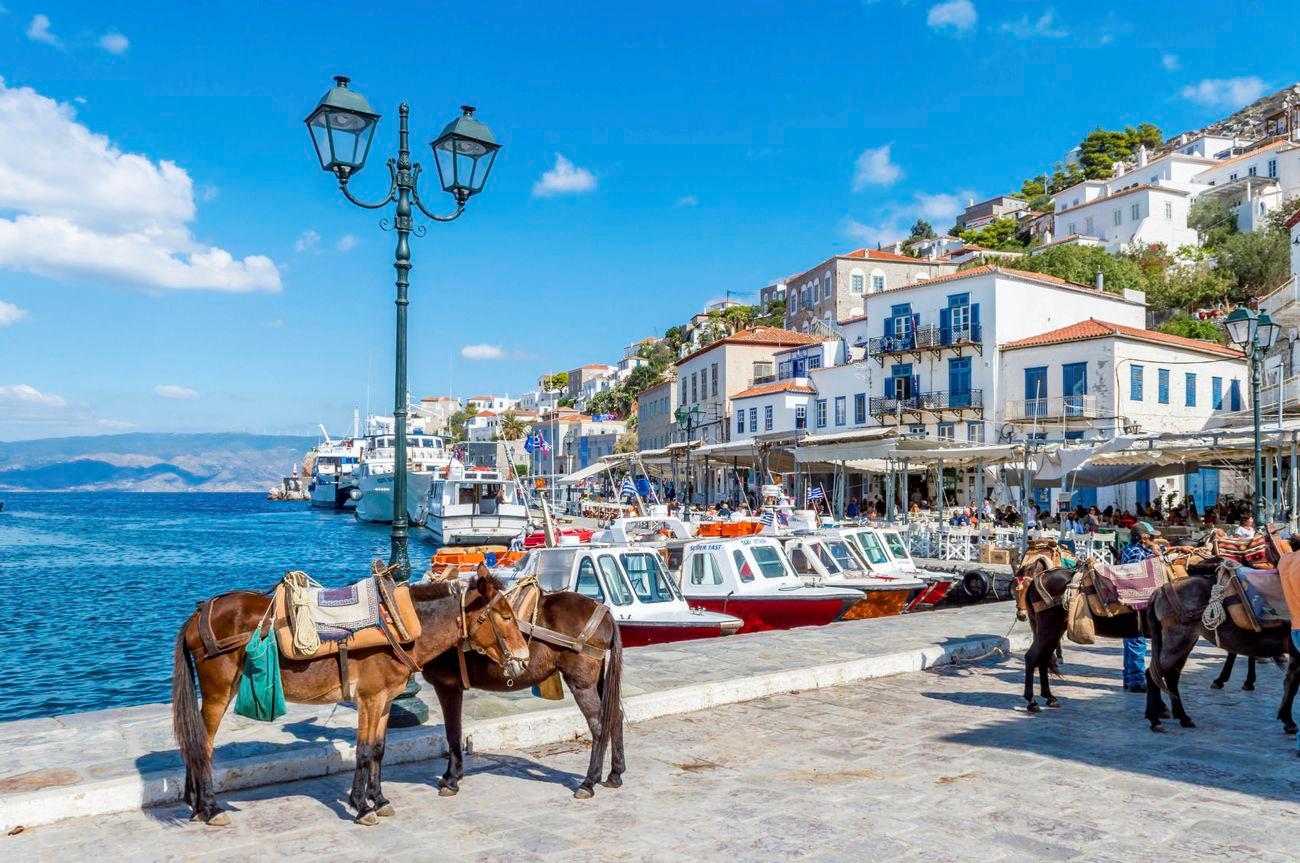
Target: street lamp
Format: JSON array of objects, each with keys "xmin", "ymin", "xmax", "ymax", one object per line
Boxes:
[
  {"xmin": 674, "ymin": 405, "xmax": 703, "ymax": 518},
  {"xmin": 306, "ymin": 76, "xmax": 499, "ymax": 724},
  {"xmin": 1223, "ymin": 307, "xmax": 1280, "ymax": 524}
]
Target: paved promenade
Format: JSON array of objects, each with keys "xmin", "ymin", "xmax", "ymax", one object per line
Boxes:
[{"xmin": 9, "ymin": 639, "xmax": 1298, "ymax": 862}]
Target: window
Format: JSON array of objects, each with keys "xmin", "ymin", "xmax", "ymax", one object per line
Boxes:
[
  {"xmin": 711, "ymin": 363, "xmax": 718, "ymax": 398},
  {"xmin": 834, "ymin": 396, "xmax": 846, "ymax": 426},
  {"xmin": 1085, "ymin": 215, "xmax": 1094, "ymax": 234},
  {"xmin": 908, "ymin": 424, "xmax": 926, "ymax": 437},
  {"xmin": 732, "ymin": 550, "xmax": 755, "ymax": 583},
  {"xmin": 749, "ymin": 407, "xmax": 757, "ymax": 431},
  {"xmin": 967, "ymin": 421, "xmax": 984, "ymax": 442},
  {"xmin": 854, "ymin": 531, "xmax": 889, "ymax": 565},
  {"xmin": 1025, "ymin": 366, "xmax": 1048, "ymax": 416},
  {"xmin": 575, "ymin": 558, "xmax": 604, "ymax": 601},
  {"xmin": 806, "ymin": 355, "xmax": 822, "ymax": 371},
  {"xmin": 1131, "ymin": 202, "xmax": 1140, "ymax": 221},
  {"xmin": 620, "ymin": 552, "xmax": 676, "ymax": 603},
  {"xmin": 690, "ymin": 372, "xmax": 697, "ymax": 403},
  {"xmin": 1113, "ymin": 209, "xmax": 1122, "ymax": 226},
  {"xmin": 1185, "ymin": 372, "xmax": 1197, "ymax": 407},
  {"xmin": 1164, "ymin": 202, "xmax": 1173, "ymax": 220},
  {"xmin": 1229, "ymin": 172, "xmax": 1238, "ymax": 181},
  {"xmin": 1130, "ymin": 365, "xmax": 1144, "ymax": 401},
  {"xmin": 764, "ymin": 405, "xmax": 773, "ymax": 431},
  {"xmin": 815, "ymin": 399, "xmax": 827, "ymax": 428},
  {"xmin": 1229, "ymin": 380, "xmax": 1242, "ymax": 411},
  {"xmin": 753, "ymin": 361, "xmax": 773, "ymax": 381},
  {"xmin": 851, "ymin": 273, "xmax": 865, "ymax": 294},
  {"xmin": 823, "ymin": 274, "xmax": 832, "ymax": 299},
  {"xmin": 1157, "ymin": 368, "xmax": 1170, "ymax": 405},
  {"xmin": 1248, "ymin": 166, "xmax": 1257, "ymax": 177},
  {"xmin": 789, "ymin": 291, "xmax": 797, "ymax": 313},
  {"xmin": 788, "ymin": 547, "xmax": 816, "ymax": 576},
  {"xmin": 854, "ymin": 394, "xmax": 866, "ymax": 424},
  {"xmin": 737, "ymin": 410, "xmax": 744, "ymax": 434},
  {"xmin": 598, "ymin": 556, "xmax": 633, "ymax": 606},
  {"xmin": 871, "ymin": 274, "xmax": 885, "ymax": 292},
  {"xmin": 937, "ymin": 422, "xmax": 955, "ymax": 441},
  {"xmin": 749, "ymin": 544, "xmax": 790, "ymax": 578},
  {"xmin": 1067, "ymin": 222, "xmax": 1076, "ymax": 235},
  {"xmin": 1212, "ymin": 376, "xmax": 1223, "ymax": 409},
  {"xmin": 1062, "ymin": 362, "xmax": 1087, "ymax": 416},
  {"xmin": 1268, "ymin": 158, "xmax": 1278, "ymax": 178},
  {"xmin": 689, "ymin": 553, "xmax": 723, "ymax": 586},
  {"xmin": 795, "ymin": 406, "xmax": 807, "ymax": 429}
]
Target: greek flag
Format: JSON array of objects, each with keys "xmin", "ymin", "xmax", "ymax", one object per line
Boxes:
[
  {"xmin": 523, "ymin": 433, "xmax": 536, "ymax": 453},
  {"xmin": 807, "ymin": 485, "xmax": 825, "ymax": 502},
  {"xmin": 537, "ymin": 432, "xmax": 552, "ymax": 455},
  {"xmin": 620, "ymin": 475, "xmax": 638, "ymax": 498},
  {"xmin": 760, "ymin": 511, "xmax": 775, "ymax": 526}
]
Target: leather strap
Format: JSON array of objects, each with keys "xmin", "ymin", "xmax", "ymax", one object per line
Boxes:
[
  {"xmin": 375, "ymin": 574, "xmax": 412, "ymax": 643},
  {"xmin": 457, "ymin": 645, "xmax": 471, "ymax": 689},
  {"xmin": 195, "ymin": 592, "xmax": 265, "ymax": 660},
  {"xmin": 377, "ymin": 611, "xmax": 419, "ymax": 673},
  {"xmin": 516, "ymin": 606, "xmax": 609, "ymax": 659},
  {"xmin": 338, "ymin": 644, "xmax": 351, "ymax": 701}
]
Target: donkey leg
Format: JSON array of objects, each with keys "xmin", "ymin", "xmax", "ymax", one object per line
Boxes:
[
  {"xmin": 570, "ymin": 681, "xmax": 608, "ymax": 799},
  {"xmin": 1166, "ymin": 657, "xmax": 1195, "ymax": 728},
  {"xmin": 370, "ymin": 700, "xmax": 395, "ymax": 817},
  {"xmin": 432, "ymin": 682, "xmax": 465, "ymax": 797},
  {"xmin": 350, "ymin": 699, "xmax": 379, "ymax": 825},
  {"xmin": 1278, "ymin": 656, "xmax": 1300, "ymax": 735},
  {"xmin": 1023, "ymin": 637, "xmax": 1042, "ymax": 712},
  {"xmin": 194, "ymin": 672, "xmax": 237, "ymax": 826},
  {"xmin": 1211, "ymin": 653, "xmax": 1236, "ymax": 689},
  {"xmin": 1244, "ymin": 656, "xmax": 1257, "ymax": 691},
  {"xmin": 1040, "ymin": 657, "xmax": 1060, "ymax": 708},
  {"xmin": 605, "ymin": 684, "xmax": 626, "ymax": 789}
]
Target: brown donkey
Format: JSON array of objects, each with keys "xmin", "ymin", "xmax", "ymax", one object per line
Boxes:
[
  {"xmin": 423, "ymin": 590, "xmax": 624, "ymax": 800},
  {"xmin": 171, "ymin": 567, "xmax": 529, "ymax": 825}
]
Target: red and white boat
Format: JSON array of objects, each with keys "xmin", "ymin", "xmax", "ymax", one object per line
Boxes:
[
  {"xmin": 506, "ymin": 544, "xmax": 742, "ymax": 647},
  {"xmin": 840, "ymin": 526, "xmax": 956, "ymax": 609},
  {"xmin": 521, "ymin": 527, "xmax": 595, "ymax": 549},
  {"xmin": 673, "ymin": 536, "xmax": 861, "ymax": 633},
  {"xmin": 779, "ymin": 533, "xmax": 925, "ymax": 620}
]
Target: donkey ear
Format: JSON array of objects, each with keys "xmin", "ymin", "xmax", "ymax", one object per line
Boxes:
[{"xmin": 475, "ymin": 563, "xmax": 494, "ymax": 595}]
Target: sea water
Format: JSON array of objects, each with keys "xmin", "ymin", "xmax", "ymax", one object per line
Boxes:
[{"xmin": 0, "ymin": 493, "xmax": 443, "ymax": 722}]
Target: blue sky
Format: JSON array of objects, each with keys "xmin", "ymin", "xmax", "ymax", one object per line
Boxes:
[{"xmin": 0, "ymin": 0, "xmax": 1292, "ymax": 439}]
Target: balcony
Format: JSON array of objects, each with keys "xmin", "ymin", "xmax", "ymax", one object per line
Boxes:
[
  {"xmin": 869, "ymin": 389, "xmax": 984, "ymax": 419},
  {"xmin": 867, "ymin": 323, "xmax": 983, "ymax": 364},
  {"xmin": 1003, "ymin": 395, "xmax": 1099, "ymax": 421}
]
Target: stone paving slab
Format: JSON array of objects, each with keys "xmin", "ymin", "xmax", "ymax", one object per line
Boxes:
[
  {"xmin": 8, "ymin": 638, "xmax": 1298, "ymax": 862},
  {"xmin": 0, "ymin": 602, "xmax": 1025, "ymax": 832}
]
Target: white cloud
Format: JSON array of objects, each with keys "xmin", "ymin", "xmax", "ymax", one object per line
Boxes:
[
  {"xmin": 532, "ymin": 154, "xmax": 597, "ymax": 198},
  {"xmin": 1000, "ymin": 10, "xmax": 1066, "ymax": 39},
  {"xmin": 0, "ymin": 300, "xmax": 27, "ymax": 326},
  {"xmin": 98, "ymin": 31, "xmax": 129, "ymax": 55},
  {"xmin": 1161, "ymin": 53, "xmax": 1180, "ymax": 71},
  {"xmin": 0, "ymin": 79, "xmax": 279, "ymax": 293},
  {"xmin": 154, "ymin": 384, "xmax": 199, "ymax": 400},
  {"xmin": 912, "ymin": 191, "xmax": 969, "ymax": 225},
  {"xmin": 25, "ymin": 14, "xmax": 59, "ymax": 46},
  {"xmin": 674, "ymin": 195, "xmax": 698, "ymax": 208},
  {"xmin": 0, "ymin": 383, "xmax": 65, "ymax": 407},
  {"xmin": 337, "ymin": 234, "xmax": 358, "ymax": 252},
  {"xmin": 852, "ymin": 144, "xmax": 903, "ymax": 190},
  {"xmin": 294, "ymin": 230, "xmax": 320, "ymax": 252},
  {"xmin": 461, "ymin": 343, "xmax": 536, "ymax": 361},
  {"xmin": 843, "ymin": 188, "xmax": 976, "ymax": 247},
  {"xmin": 927, "ymin": 0, "xmax": 977, "ymax": 35},
  {"xmin": 1180, "ymin": 77, "xmax": 1269, "ymax": 110}
]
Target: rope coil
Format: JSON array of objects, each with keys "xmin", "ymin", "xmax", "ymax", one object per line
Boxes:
[
  {"xmin": 284, "ymin": 570, "xmax": 322, "ymax": 655},
  {"xmin": 1202, "ymin": 582, "xmax": 1228, "ymax": 631}
]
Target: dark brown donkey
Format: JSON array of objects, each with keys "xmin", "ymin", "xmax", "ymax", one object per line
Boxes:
[
  {"xmin": 171, "ymin": 567, "xmax": 529, "ymax": 825},
  {"xmin": 1143, "ymin": 569, "xmax": 1300, "ymax": 735},
  {"xmin": 423, "ymin": 589, "xmax": 624, "ymax": 799}
]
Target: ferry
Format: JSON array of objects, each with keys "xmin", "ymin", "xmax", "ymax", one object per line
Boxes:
[
  {"xmin": 353, "ymin": 416, "xmax": 454, "ymax": 524},
  {"xmin": 420, "ymin": 464, "xmax": 529, "ymax": 546},
  {"xmin": 509, "ymin": 544, "xmax": 743, "ymax": 647}
]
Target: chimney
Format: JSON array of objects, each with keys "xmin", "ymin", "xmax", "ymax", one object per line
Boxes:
[
  {"xmin": 1179, "ymin": 133, "xmax": 1188, "ymax": 145},
  {"xmin": 1137, "ymin": 145, "xmax": 1148, "ymax": 168},
  {"xmin": 1096, "ymin": 271, "xmax": 1105, "ymax": 292}
]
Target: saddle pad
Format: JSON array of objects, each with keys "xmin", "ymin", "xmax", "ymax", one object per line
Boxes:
[
  {"xmin": 1236, "ymin": 567, "xmax": 1289, "ymax": 625},
  {"xmin": 273, "ymin": 580, "xmax": 421, "ymax": 661},
  {"xmin": 1218, "ymin": 534, "xmax": 1269, "ymax": 567},
  {"xmin": 1095, "ymin": 559, "xmax": 1167, "ymax": 610},
  {"xmin": 305, "ymin": 579, "xmax": 381, "ymax": 641}
]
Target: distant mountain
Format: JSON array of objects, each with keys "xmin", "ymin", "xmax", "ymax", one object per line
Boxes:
[{"xmin": 0, "ymin": 433, "xmax": 318, "ymax": 492}]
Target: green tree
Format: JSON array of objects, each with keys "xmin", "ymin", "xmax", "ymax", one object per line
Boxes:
[
  {"xmin": 513, "ymin": 462, "xmax": 530, "ymax": 477},
  {"xmin": 542, "ymin": 371, "xmax": 569, "ymax": 394},
  {"xmin": 956, "ymin": 216, "xmax": 1024, "ymax": 251},
  {"xmin": 614, "ymin": 431, "xmax": 639, "ymax": 454},
  {"xmin": 909, "ymin": 219, "xmax": 936, "ymax": 240},
  {"xmin": 446, "ymin": 408, "xmax": 472, "ymax": 442},
  {"xmin": 1266, "ymin": 196, "xmax": 1300, "ymax": 234},
  {"xmin": 755, "ymin": 298, "xmax": 785, "ymax": 327},
  {"xmin": 1155, "ymin": 313, "xmax": 1226, "ymax": 342},
  {"xmin": 1010, "ymin": 244, "xmax": 1147, "ymax": 295},
  {"xmin": 1187, "ymin": 197, "xmax": 1239, "ymax": 248},
  {"xmin": 498, "ymin": 410, "xmax": 529, "ymax": 441},
  {"xmin": 1215, "ymin": 229, "xmax": 1290, "ymax": 299},
  {"xmin": 557, "ymin": 396, "xmax": 576, "ymax": 408}
]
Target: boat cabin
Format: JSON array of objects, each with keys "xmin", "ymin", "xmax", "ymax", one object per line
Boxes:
[
  {"xmin": 677, "ymin": 536, "xmax": 806, "ymax": 596},
  {"xmin": 515, "ymin": 546, "xmax": 687, "ymax": 611},
  {"xmin": 779, "ymin": 535, "xmax": 871, "ymax": 582},
  {"xmin": 429, "ymin": 467, "xmax": 525, "ymax": 515}
]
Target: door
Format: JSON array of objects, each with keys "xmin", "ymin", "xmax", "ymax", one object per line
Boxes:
[
  {"xmin": 1062, "ymin": 362, "xmax": 1087, "ymax": 416},
  {"xmin": 948, "ymin": 357, "xmax": 972, "ymax": 407},
  {"xmin": 1024, "ymin": 367, "xmax": 1047, "ymax": 417}
]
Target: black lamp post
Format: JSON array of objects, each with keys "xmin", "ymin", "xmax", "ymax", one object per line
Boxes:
[
  {"xmin": 1224, "ymin": 306, "xmax": 1280, "ymax": 524},
  {"xmin": 306, "ymin": 76, "xmax": 499, "ymax": 724},
  {"xmin": 674, "ymin": 405, "xmax": 703, "ymax": 518}
]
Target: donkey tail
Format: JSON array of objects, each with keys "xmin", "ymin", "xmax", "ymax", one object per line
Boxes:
[
  {"xmin": 598, "ymin": 620, "xmax": 623, "ymax": 752},
  {"xmin": 1145, "ymin": 601, "xmax": 1172, "ymax": 696},
  {"xmin": 171, "ymin": 623, "xmax": 209, "ymax": 808}
]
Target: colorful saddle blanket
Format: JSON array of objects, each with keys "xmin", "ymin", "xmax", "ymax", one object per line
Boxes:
[
  {"xmin": 1236, "ymin": 566, "xmax": 1289, "ymax": 625},
  {"xmin": 1216, "ymin": 534, "xmax": 1270, "ymax": 568},
  {"xmin": 1093, "ymin": 558, "xmax": 1167, "ymax": 611},
  {"xmin": 301, "ymin": 578, "xmax": 382, "ymax": 642}
]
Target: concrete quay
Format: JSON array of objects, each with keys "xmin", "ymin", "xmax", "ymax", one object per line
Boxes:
[
  {"xmin": 9, "ymin": 637, "xmax": 1298, "ymax": 863},
  {"xmin": 0, "ymin": 602, "xmax": 1027, "ymax": 835}
]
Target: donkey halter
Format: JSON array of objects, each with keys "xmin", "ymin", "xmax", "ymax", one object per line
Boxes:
[{"xmin": 457, "ymin": 583, "xmax": 519, "ymax": 686}]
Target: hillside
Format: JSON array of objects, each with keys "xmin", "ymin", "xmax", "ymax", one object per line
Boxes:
[
  {"xmin": 1162, "ymin": 83, "xmax": 1300, "ymax": 150},
  {"xmin": 0, "ymin": 433, "xmax": 317, "ymax": 492}
]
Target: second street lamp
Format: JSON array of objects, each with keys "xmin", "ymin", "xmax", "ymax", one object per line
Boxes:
[
  {"xmin": 1223, "ymin": 307, "xmax": 1280, "ymax": 524},
  {"xmin": 305, "ymin": 75, "xmax": 500, "ymax": 724},
  {"xmin": 674, "ymin": 405, "xmax": 703, "ymax": 518}
]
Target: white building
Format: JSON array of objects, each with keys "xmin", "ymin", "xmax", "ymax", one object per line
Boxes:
[
  {"xmin": 729, "ymin": 379, "xmax": 815, "ymax": 442},
  {"xmin": 1050, "ymin": 184, "xmax": 1197, "ymax": 253},
  {"xmin": 465, "ymin": 394, "xmax": 516, "ymax": 413},
  {"xmin": 1191, "ymin": 139, "xmax": 1299, "ymax": 232},
  {"xmin": 784, "ymin": 248, "xmax": 957, "ymax": 333}
]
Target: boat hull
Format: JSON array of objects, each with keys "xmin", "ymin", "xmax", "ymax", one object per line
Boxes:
[
  {"xmin": 308, "ymin": 477, "xmax": 354, "ymax": 510},
  {"xmin": 427, "ymin": 514, "xmax": 529, "ymax": 546},
  {"xmin": 684, "ymin": 595, "xmax": 852, "ymax": 634},
  {"xmin": 840, "ymin": 588, "xmax": 912, "ymax": 621},
  {"xmin": 616, "ymin": 618, "xmax": 741, "ymax": 648}
]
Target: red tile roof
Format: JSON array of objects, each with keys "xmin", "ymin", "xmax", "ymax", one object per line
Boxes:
[
  {"xmin": 838, "ymin": 312, "xmax": 870, "ymax": 325},
  {"xmin": 1000, "ymin": 318, "xmax": 1242, "ymax": 358},
  {"xmin": 675, "ymin": 326, "xmax": 826, "ymax": 365},
  {"xmin": 1286, "ymin": 209, "xmax": 1300, "ymax": 230},
  {"xmin": 840, "ymin": 247, "xmax": 919, "ymax": 263},
  {"xmin": 732, "ymin": 380, "xmax": 817, "ymax": 399}
]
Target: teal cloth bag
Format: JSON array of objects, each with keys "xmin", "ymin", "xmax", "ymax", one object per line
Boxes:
[{"xmin": 234, "ymin": 628, "xmax": 287, "ymax": 722}]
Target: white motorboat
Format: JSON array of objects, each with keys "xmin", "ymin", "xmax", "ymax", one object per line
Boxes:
[
  {"xmin": 306, "ymin": 425, "xmax": 365, "ymax": 510},
  {"xmin": 421, "ymin": 464, "xmax": 529, "ymax": 546},
  {"xmin": 841, "ymin": 526, "xmax": 957, "ymax": 608},
  {"xmin": 353, "ymin": 415, "xmax": 453, "ymax": 524},
  {"xmin": 777, "ymin": 533, "xmax": 924, "ymax": 619}
]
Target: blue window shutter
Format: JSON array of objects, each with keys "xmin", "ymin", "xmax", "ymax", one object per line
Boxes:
[
  {"xmin": 1229, "ymin": 380, "xmax": 1242, "ymax": 411},
  {"xmin": 885, "ymin": 377, "xmax": 895, "ymax": 399},
  {"xmin": 883, "ymin": 315, "xmax": 892, "ymax": 336},
  {"xmin": 939, "ymin": 307, "xmax": 951, "ymax": 342},
  {"xmin": 911, "ymin": 313, "xmax": 920, "ymax": 332},
  {"xmin": 971, "ymin": 302, "xmax": 980, "ymax": 327}
]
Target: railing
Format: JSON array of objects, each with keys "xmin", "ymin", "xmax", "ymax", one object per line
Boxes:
[
  {"xmin": 867, "ymin": 322, "xmax": 982, "ymax": 356},
  {"xmin": 1003, "ymin": 395, "xmax": 1099, "ymax": 420},
  {"xmin": 1260, "ymin": 275, "xmax": 1299, "ymax": 317},
  {"xmin": 749, "ymin": 374, "xmax": 777, "ymax": 387},
  {"xmin": 870, "ymin": 389, "xmax": 983, "ymax": 415}
]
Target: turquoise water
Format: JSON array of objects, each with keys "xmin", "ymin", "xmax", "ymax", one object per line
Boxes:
[{"xmin": 0, "ymin": 493, "xmax": 444, "ymax": 722}]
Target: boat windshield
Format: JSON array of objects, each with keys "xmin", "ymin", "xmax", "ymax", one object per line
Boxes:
[
  {"xmin": 597, "ymin": 555, "xmax": 634, "ymax": 606},
  {"xmin": 853, "ymin": 531, "xmax": 889, "ymax": 566},
  {"xmin": 880, "ymin": 531, "xmax": 910, "ymax": 562},
  {"xmin": 811, "ymin": 542, "xmax": 842, "ymax": 574},
  {"xmin": 824, "ymin": 540, "xmax": 860, "ymax": 572},
  {"xmin": 749, "ymin": 544, "xmax": 791, "ymax": 579},
  {"xmin": 620, "ymin": 552, "xmax": 679, "ymax": 603},
  {"xmin": 519, "ymin": 548, "xmax": 581, "ymax": 592}
]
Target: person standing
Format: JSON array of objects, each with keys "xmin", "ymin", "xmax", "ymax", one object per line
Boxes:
[{"xmin": 1118, "ymin": 522, "xmax": 1160, "ymax": 693}]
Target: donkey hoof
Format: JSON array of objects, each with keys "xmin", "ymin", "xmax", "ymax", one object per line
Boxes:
[
  {"xmin": 1210, "ymin": 680, "xmax": 1225, "ymax": 690},
  {"xmin": 355, "ymin": 811, "xmax": 380, "ymax": 827},
  {"xmin": 1149, "ymin": 723, "xmax": 1165, "ymax": 733},
  {"xmin": 376, "ymin": 803, "xmax": 396, "ymax": 817},
  {"xmin": 1026, "ymin": 702, "xmax": 1042, "ymax": 714},
  {"xmin": 205, "ymin": 811, "xmax": 231, "ymax": 827},
  {"xmin": 1179, "ymin": 718, "xmax": 1197, "ymax": 729},
  {"xmin": 1283, "ymin": 724, "xmax": 1297, "ymax": 735},
  {"xmin": 573, "ymin": 786, "xmax": 594, "ymax": 800},
  {"xmin": 1159, "ymin": 709, "xmax": 1171, "ymax": 720},
  {"xmin": 1243, "ymin": 683, "xmax": 1255, "ymax": 692},
  {"xmin": 602, "ymin": 775, "xmax": 623, "ymax": 789},
  {"xmin": 1045, "ymin": 698, "xmax": 1061, "ymax": 709},
  {"xmin": 438, "ymin": 785, "xmax": 458, "ymax": 798}
]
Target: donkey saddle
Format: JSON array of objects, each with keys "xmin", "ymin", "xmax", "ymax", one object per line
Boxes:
[{"xmin": 272, "ymin": 571, "xmax": 422, "ymax": 662}]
